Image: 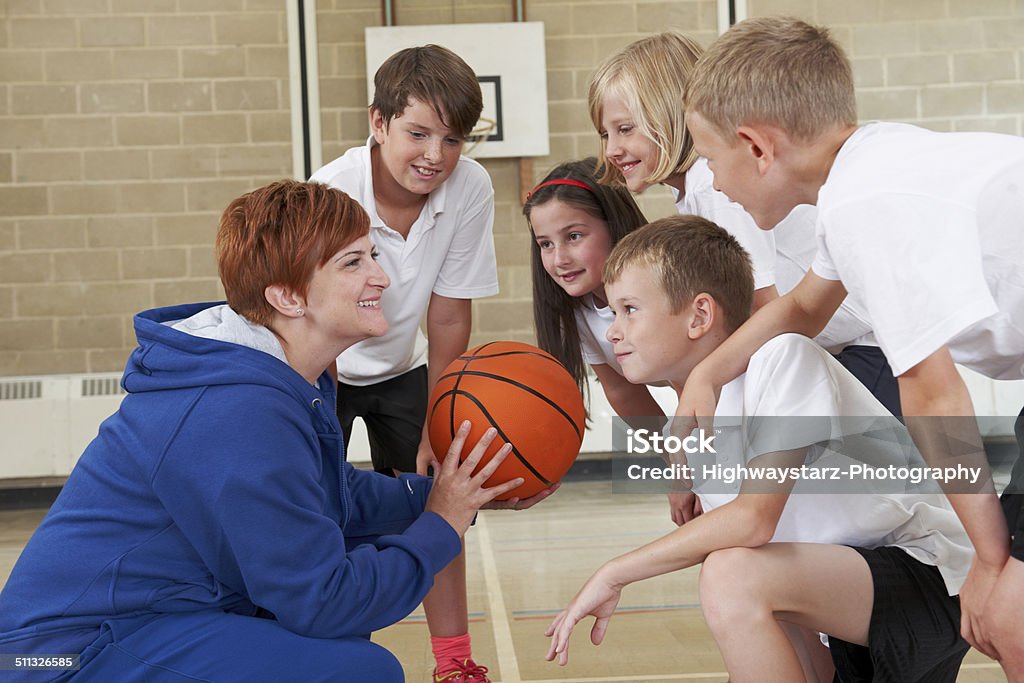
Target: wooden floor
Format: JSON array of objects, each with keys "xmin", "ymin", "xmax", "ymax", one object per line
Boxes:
[{"xmin": 0, "ymin": 480, "xmax": 1008, "ymax": 682}]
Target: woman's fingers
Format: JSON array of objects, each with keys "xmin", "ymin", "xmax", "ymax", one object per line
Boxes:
[
  {"xmin": 473, "ymin": 442, "xmax": 512, "ymax": 482},
  {"xmin": 442, "ymin": 420, "xmax": 473, "ymax": 473},
  {"xmin": 483, "ymin": 477, "xmax": 526, "ymax": 502},
  {"xmin": 459, "ymin": 426, "xmax": 499, "ymax": 472}
]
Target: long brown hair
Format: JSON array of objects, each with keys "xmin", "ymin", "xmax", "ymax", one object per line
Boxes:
[{"xmin": 524, "ymin": 158, "xmax": 648, "ymax": 402}]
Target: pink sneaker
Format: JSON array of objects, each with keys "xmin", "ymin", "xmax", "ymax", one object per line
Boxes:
[{"xmin": 432, "ymin": 658, "xmax": 491, "ymax": 682}]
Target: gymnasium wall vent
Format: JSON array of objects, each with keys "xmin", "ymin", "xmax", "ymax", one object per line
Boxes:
[{"xmin": 0, "ymin": 379, "xmax": 43, "ymax": 401}]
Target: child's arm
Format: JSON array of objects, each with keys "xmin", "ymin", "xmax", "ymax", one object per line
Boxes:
[
  {"xmin": 752, "ymin": 284, "xmax": 779, "ymax": 312},
  {"xmin": 676, "ymin": 271, "xmax": 847, "ymax": 426},
  {"xmin": 898, "ymin": 347, "xmax": 1011, "ymax": 658},
  {"xmin": 417, "ymin": 293, "xmax": 473, "ymax": 474},
  {"xmin": 593, "ymin": 363, "xmax": 700, "ymax": 526},
  {"xmin": 546, "ymin": 449, "xmax": 803, "ymax": 665}
]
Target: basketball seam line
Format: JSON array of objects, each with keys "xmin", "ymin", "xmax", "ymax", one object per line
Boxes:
[
  {"xmin": 435, "ymin": 369, "xmax": 583, "ymax": 441},
  {"xmin": 431, "ymin": 387, "xmax": 554, "ymax": 487},
  {"xmin": 458, "ymin": 349, "xmax": 565, "ymax": 366}
]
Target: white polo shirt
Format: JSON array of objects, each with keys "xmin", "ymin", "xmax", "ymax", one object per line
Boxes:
[
  {"xmin": 812, "ymin": 122, "xmax": 1024, "ymax": 378},
  {"xmin": 310, "ymin": 139, "xmax": 499, "ymax": 385},
  {"xmin": 771, "ymin": 204, "xmax": 876, "ymax": 352}
]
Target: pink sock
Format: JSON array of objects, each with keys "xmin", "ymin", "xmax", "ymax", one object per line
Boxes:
[{"xmin": 431, "ymin": 633, "xmax": 472, "ymax": 671}]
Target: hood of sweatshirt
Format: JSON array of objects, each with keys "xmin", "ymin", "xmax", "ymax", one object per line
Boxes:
[{"xmin": 124, "ymin": 302, "xmax": 332, "ymax": 418}]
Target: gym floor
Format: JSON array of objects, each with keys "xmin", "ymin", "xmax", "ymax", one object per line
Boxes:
[{"xmin": 0, "ymin": 478, "xmax": 1008, "ymax": 682}]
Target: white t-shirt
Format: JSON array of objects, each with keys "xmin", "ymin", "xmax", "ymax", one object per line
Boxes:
[
  {"xmin": 674, "ymin": 158, "xmax": 777, "ymax": 290},
  {"xmin": 695, "ymin": 333, "xmax": 973, "ymax": 595},
  {"xmin": 576, "ymin": 294, "xmax": 619, "ymax": 372},
  {"xmin": 310, "ymin": 139, "xmax": 499, "ymax": 385},
  {"xmin": 678, "ymin": 159, "xmax": 876, "ymax": 352},
  {"xmin": 771, "ymin": 205, "xmax": 876, "ymax": 351},
  {"xmin": 811, "ymin": 122, "xmax": 1024, "ymax": 379}
]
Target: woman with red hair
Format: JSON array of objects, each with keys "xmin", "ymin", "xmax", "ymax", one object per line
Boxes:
[{"xmin": 0, "ymin": 180, "xmax": 547, "ymax": 681}]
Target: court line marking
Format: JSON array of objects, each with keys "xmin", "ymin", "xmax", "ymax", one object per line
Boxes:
[
  {"xmin": 504, "ymin": 661, "xmax": 1002, "ymax": 683},
  {"xmin": 476, "ymin": 512, "xmax": 522, "ymax": 682},
  {"xmin": 514, "ymin": 673, "xmax": 727, "ymax": 681},
  {"xmin": 512, "ymin": 603, "xmax": 701, "ymax": 616}
]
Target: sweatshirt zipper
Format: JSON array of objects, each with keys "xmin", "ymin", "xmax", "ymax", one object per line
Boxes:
[{"xmin": 310, "ymin": 392, "xmax": 352, "ymax": 528}]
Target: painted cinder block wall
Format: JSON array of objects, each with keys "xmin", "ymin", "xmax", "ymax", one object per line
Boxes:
[{"xmin": 1, "ymin": 0, "xmax": 1021, "ymax": 376}]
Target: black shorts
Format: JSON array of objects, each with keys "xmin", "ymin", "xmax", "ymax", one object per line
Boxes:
[
  {"xmin": 337, "ymin": 365, "xmax": 428, "ymax": 476},
  {"xmin": 827, "ymin": 546, "xmax": 968, "ymax": 683},
  {"xmin": 1001, "ymin": 405, "xmax": 1024, "ymax": 561},
  {"xmin": 832, "ymin": 345, "xmax": 901, "ymax": 417}
]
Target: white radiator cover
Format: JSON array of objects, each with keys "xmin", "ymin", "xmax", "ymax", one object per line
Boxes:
[
  {"xmin": 0, "ymin": 368, "xmax": 1021, "ymax": 481},
  {"xmin": 0, "ymin": 373, "xmax": 375, "ymax": 479},
  {"xmin": 0, "ymin": 374, "xmax": 127, "ymax": 479}
]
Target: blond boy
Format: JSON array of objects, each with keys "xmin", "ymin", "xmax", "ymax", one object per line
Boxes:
[{"xmin": 678, "ymin": 17, "xmax": 1024, "ymax": 678}]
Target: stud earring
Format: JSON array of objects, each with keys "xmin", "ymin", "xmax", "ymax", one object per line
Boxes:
[{"xmin": 295, "ymin": 308, "xmax": 304, "ymax": 317}]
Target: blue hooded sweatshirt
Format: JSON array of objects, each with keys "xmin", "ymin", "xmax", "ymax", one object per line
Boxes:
[{"xmin": 0, "ymin": 302, "xmax": 461, "ymax": 662}]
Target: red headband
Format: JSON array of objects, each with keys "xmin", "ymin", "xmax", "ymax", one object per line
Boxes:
[{"xmin": 526, "ymin": 178, "xmax": 594, "ymax": 200}]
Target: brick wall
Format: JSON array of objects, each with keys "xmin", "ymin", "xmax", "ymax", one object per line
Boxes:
[
  {"xmin": 749, "ymin": 0, "xmax": 1024, "ymax": 133},
  {"xmin": 0, "ymin": 0, "xmax": 292, "ymax": 375},
  {"xmin": 1, "ymin": 0, "xmax": 1021, "ymax": 375}
]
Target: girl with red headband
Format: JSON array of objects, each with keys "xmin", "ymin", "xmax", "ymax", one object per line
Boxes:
[{"xmin": 524, "ymin": 159, "xmax": 701, "ymax": 526}]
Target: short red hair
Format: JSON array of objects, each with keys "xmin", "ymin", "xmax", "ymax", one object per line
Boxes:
[{"xmin": 217, "ymin": 180, "xmax": 369, "ymax": 326}]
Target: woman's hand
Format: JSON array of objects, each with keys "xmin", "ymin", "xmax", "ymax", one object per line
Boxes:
[
  {"xmin": 545, "ymin": 567, "xmax": 623, "ymax": 666},
  {"xmin": 424, "ymin": 421, "xmax": 523, "ymax": 536}
]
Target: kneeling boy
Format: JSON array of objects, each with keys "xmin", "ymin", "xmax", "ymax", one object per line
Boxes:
[{"xmin": 545, "ymin": 216, "xmax": 973, "ymax": 683}]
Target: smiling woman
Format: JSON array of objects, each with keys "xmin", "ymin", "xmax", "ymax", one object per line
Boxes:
[
  {"xmin": 0, "ymin": 180, "xmax": 532, "ymax": 682},
  {"xmin": 216, "ymin": 181, "xmax": 391, "ymax": 384}
]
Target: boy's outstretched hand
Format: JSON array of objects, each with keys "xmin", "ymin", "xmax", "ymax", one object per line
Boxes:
[
  {"xmin": 415, "ymin": 440, "xmax": 436, "ymax": 476},
  {"xmin": 960, "ymin": 554, "xmax": 1024, "ymax": 679},
  {"xmin": 982, "ymin": 556, "xmax": 1024, "ymax": 679},
  {"xmin": 545, "ymin": 568, "xmax": 622, "ymax": 666},
  {"xmin": 959, "ymin": 555, "xmax": 1004, "ymax": 659}
]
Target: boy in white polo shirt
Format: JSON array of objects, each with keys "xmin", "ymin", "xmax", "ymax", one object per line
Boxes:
[
  {"xmin": 680, "ymin": 16, "xmax": 1024, "ymax": 678},
  {"xmin": 311, "ymin": 45, "xmax": 499, "ymax": 682}
]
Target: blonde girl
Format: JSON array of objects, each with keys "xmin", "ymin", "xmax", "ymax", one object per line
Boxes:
[{"xmin": 588, "ymin": 32, "xmax": 902, "ymax": 417}]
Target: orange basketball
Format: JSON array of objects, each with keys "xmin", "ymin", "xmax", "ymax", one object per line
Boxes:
[{"xmin": 428, "ymin": 341, "xmax": 586, "ymax": 500}]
